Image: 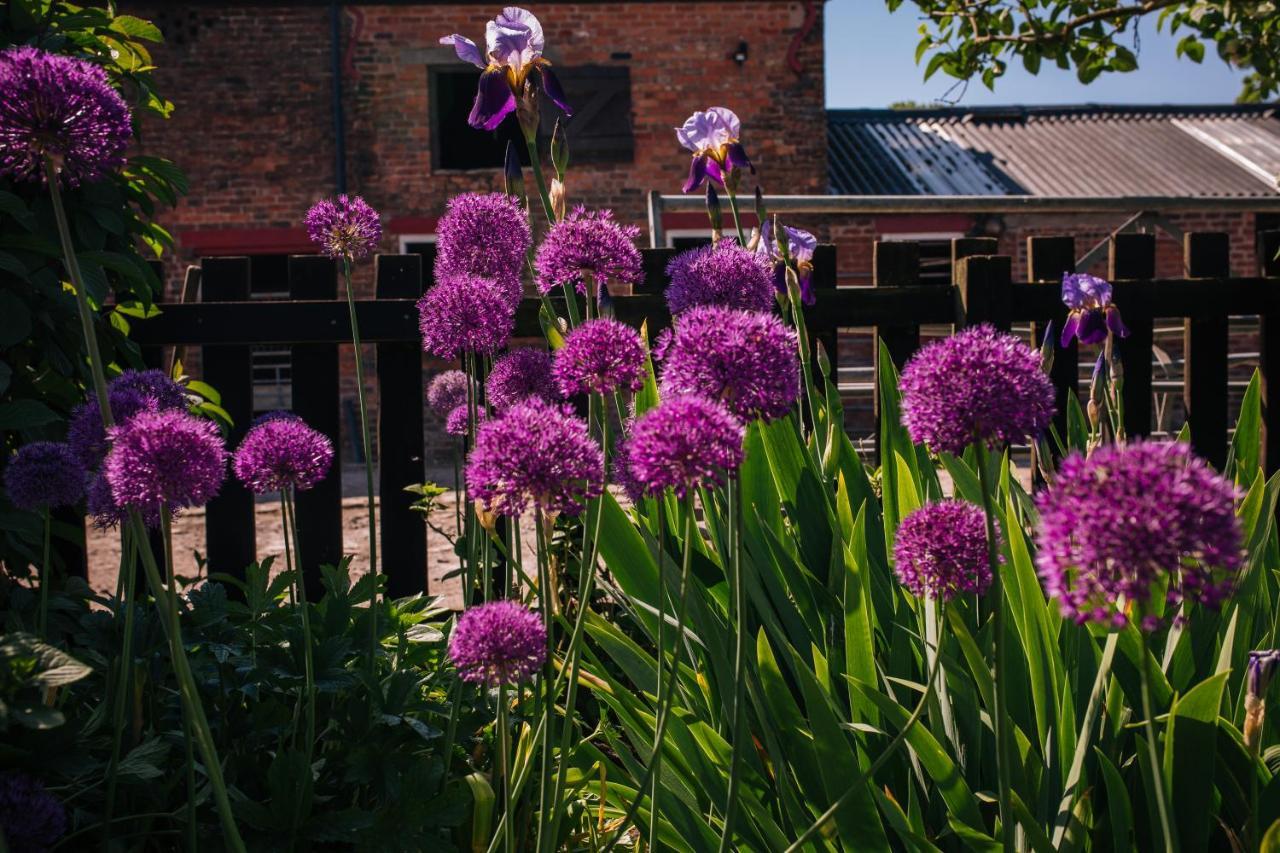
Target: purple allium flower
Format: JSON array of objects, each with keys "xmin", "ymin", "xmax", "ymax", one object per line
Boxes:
[
  {"xmin": 893, "ymin": 500, "xmax": 994, "ymax": 601},
  {"xmin": 448, "ymin": 599, "xmax": 547, "ymax": 686},
  {"xmin": 104, "ymin": 410, "xmax": 227, "ymax": 513},
  {"xmin": 899, "ymin": 324, "xmax": 1056, "ymax": 456},
  {"xmin": 758, "ymin": 220, "xmax": 818, "ymax": 306},
  {"xmin": 439, "ymin": 7, "xmax": 570, "ymax": 131},
  {"xmin": 233, "ymin": 416, "xmax": 334, "ymax": 494},
  {"xmin": 4, "ymin": 442, "xmax": 83, "ymax": 512},
  {"xmin": 445, "ymin": 404, "xmax": 486, "ymax": 437},
  {"xmin": 109, "ymin": 369, "xmax": 188, "ymax": 413},
  {"xmin": 435, "ymin": 193, "xmax": 531, "ymax": 302},
  {"xmin": 0, "ymin": 771, "xmax": 67, "ymax": 852},
  {"xmin": 1035, "ymin": 440, "xmax": 1243, "ymax": 629},
  {"xmin": 660, "ymin": 306, "xmax": 800, "ymax": 422},
  {"xmin": 250, "ymin": 410, "xmax": 302, "ymax": 428},
  {"xmin": 87, "ymin": 471, "xmax": 162, "ymax": 530},
  {"xmin": 627, "ymin": 396, "xmax": 745, "ymax": 498},
  {"xmin": 466, "ymin": 399, "xmax": 604, "ymax": 517},
  {"xmin": 676, "ymin": 107, "xmax": 753, "ymax": 193},
  {"xmin": 611, "ymin": 428, "xmax": 646, "ymax": 505},
  {"xmin": 304, "ymin": 195, "xmax": 382, "ymax": 261},
  {"xmin": 487, "ymin": 348, "xmax": 558, "ymax": 412},
  {"xmin": 418, "ymin": 273, "xmax": 516, "ymax": 359},
  {"xmin": 428, "ymin": 370, "xmax": 475, "ymax": 417},
  {"xmin": 534, "ymin": 207, "xmax": 643, "ymax": 297},
  {"xmin": 665, "ymin": 241, "xmax": 775, "ymax": 315},
  {"xmin": 67, "ymin": 387, "xmax": 158, "ymax": 470},
  {"xmin": 552, "ymin": 319, "xmax": 646, "ymax": 397},
  {"xmin": 1060, "ymin": 272, "xmax": 1129, "ymax": 346},
  {"xmin": 0, "ymin": 47, "xmax": 131, "ymax": 187}
]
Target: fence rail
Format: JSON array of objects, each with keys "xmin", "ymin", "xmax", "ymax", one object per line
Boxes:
[{"xmin": 126, "ymin": 230, "xmax": 1280, "ymax": 599}]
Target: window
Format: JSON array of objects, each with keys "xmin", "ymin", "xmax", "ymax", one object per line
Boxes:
[
  {"xmin": 666, "ymin": 231, "xmax": 742, "ymax": 250},
  {"xmin": 878, "ymin": 232, "xmax": 965, "ymax": 286},
  {"xmin": 400, "ymin": 234, "xmax": 438, "ymax": 284},
  {"xmin": 245, "ymin": 254, "xmax": 292, "ymax": 414},
  {"xmin": 430, "ymin": 65, "xmax": 633, "ymax": 170}
]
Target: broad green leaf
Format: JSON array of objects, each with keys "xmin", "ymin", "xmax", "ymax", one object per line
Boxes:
[
  {"xmin": 1095, "ymin": 748, "xmax": 1133, "ymax": 852},
  {"xmin": 1164, "ymin": 671, "xmax": 1229, "ymax": 851}
]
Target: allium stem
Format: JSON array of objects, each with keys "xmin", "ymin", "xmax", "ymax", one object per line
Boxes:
[
  {"xmin": 342, "ymin": 257, "xmax": 380, "ymax": 673},
  {"xmin": 975, "ymin": 443, "xmax": 1014, "ymax": 851},
  {"xmin": 524, "ymin": 135, "xmax": 556, "ymax": 226},
  {"xmin": 48, "ymin": 154, "xmax": 245, "ymax": 853},
  {"xmin": 1139, "ymin": 629, "xmax": 1179, "ymax": 853},
  {"xmin": 718, "ymin": 475, "xmax": 748, "ymax": 853},
  {"xmin": 161, "ymin": 510, "xmax": 198, "ymax": 852},
  {"xmin": 284, "ymin": 489, "xmax": 318, "ymax": 765},
  {"xmin": 784, "ymin": 625, "xmax": 944, "ymax": 853},
  {"xmin": 534, "ymin": 508, "xmax": 555, "ymax": 852},
  {"xmin": 37, "ymin": 507, "xmax": 50, "ymax": 638},
  {"xmin": 102, "ymin": 527, "xmax": 141, "ymax": 848},
  {"xmin": 498, "ymin": 684, "xmax": 513, "ymax": 853}
]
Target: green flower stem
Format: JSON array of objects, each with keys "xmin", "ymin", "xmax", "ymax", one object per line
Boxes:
[
  {"xmin": 280, "ymin": 492, "xmax": 296, "ymax": 606},
  {"xmin": 975, "ymin": 442, "xmax": 1014, "ymax": 851},
  {"xmin": 524, "ymin": 134, "xmax": 556, "ymax": 226},
  {"xmin": 161, "ymin": 510, "xmax": 198, "ymax": 853},
  {"xmin": 722, "ymin": 183, "xmax": 747, "ymax": 246},
  {"xmin": 341, "ymin": 257, "xmax": 380, "ymax": 671},
  {"xmin": 784, "ymin": 628, "xmax": 944, "ymax": 852},
  {"xmin": 1139, "ymin": 629, "xmax": 1179, "ymax": 853},
  {"xmin": 534, "ymin": 508, "xmax": 555, "ymax": 852},
  {"xmin": 718, "ymin": 475, "xmax": 748, "ymax": 853},
  {"xmin": 647, "ymin": 494, "xmax": 669, "ymax": 853},
  {"xmin": 47, "ymin": 155, "xmax": 245, "ymax": 853},
  {"xmin": 498, "ymin": 683, "xmax": 513, "ymax": 853},
  {"xmin": 484, "ymin": 713, "xmax": 550, "ymax": 853},
  {"xmin": 284, "ymin": 489, "xmax": 318, "ymax": 762},
  {"xmin": 38, "ymin": 508, "xmax": 50, "ymax": 638},
  {"xmin": 102, "ymin": 527, "xmax": 141, "ymax": 848},
  {"xmin": 602, "ymin": 493, "xmax": 697, "ymax": 852}
]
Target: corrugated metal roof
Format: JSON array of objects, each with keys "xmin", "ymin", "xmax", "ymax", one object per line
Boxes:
[{"xmin": 827, "ymin": 104, "xmax": 1280, "ymax": 197}]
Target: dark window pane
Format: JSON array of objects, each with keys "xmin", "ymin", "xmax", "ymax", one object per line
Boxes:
[{"xmin": 431, "ymin": 69, "xmax": 524, "ymax": 170}]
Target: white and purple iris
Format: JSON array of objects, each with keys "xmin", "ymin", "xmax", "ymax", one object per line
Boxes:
[
  {"xmin": 758, "ymin": 219, "xmax": 817, "ymax": 305},
  {"xmin": 440, "ymin": 7, "xmax": 571, "ymax": 131},
  {"xmin": 1060, "ymin": 272, "xmax": 1128, "ymax": 346},
  {"xmin": 676, "ymin": 107, "xmax": 753, "ymax": 193}
]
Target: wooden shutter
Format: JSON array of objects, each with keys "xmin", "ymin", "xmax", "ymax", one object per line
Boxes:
[{"xmin": 539, "ymin": 65, "xmax": 633, "ymax": 165}]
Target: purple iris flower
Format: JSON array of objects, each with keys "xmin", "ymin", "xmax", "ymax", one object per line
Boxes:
[
  {"xmin": 758, "ymin": 219, "xmax": 818, "ymax": 305},
  {"xmin": 676, "ymin": 107, "xmax": 753, "ymax": 193},
  {"xmin": 440, "ymin": 7, "xmax": 571, "ymax": 131},
  {"xmin": 1060, "ymin": 272, "xmax": 1129, "ymax": 346}
]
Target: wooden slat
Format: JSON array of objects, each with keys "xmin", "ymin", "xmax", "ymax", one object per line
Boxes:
[
  {"xmin": 1110, "ymin": 234, "xmax": 1156, "ymax": 439},
  {"xmin": 289, "ymin": 256, "xmax": 343, "ymax": 600},
  {"xmin": 201, "ymin": 257, "xmax": 256, "ymax": 584},
  {"xmin": 375, "ymin": 255, "xmax": 428, "ymax": 598},
  {"xmin": 1260, "ymin": 230, "xmax": 1280, "ymax": 474},
  {"xmin": 873, "ymin": 241, "xmax": 921, "ymax": 369},
  {"xmin": 1183, "ymin": 232, "xmax": 1231, "ymax": 468},
  {"xmin": 956, "ymin": 254, "xmax": 1012, "ymax": 331},
  {"xmin": 1028, "ymin": 237, "xmax": 1076, "ymax": 451}
]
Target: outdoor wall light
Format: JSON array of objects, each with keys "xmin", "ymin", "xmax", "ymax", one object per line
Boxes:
[{"xmin": 732, "ymin": 39, "xmax": 749, "ymax": 66}]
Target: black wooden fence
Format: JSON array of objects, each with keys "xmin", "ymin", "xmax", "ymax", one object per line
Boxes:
[{"xmin": 125, "ymin": 231, "xmax": 1280, "ymax": 599}]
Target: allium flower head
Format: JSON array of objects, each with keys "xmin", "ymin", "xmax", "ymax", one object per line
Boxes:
[
  {"xmin": 87, "ymin": 471, "xmax": 158, "ymax": 529},
  {"xmin": 0, "ymin": 770, "xmax": 67, "ymax": 852},
  {"xmin": 445, "ymin": 404, "xmax": 485, "ymax": 437},
  {"xmin": 105, "ymin": 410, "xmax": 227, "ymax": 513},
  {"xmin": 627, "ymin": 396, "xmax": 744, "ymax": 497},
  {"xmin": 435, "ymin": 193, "xmax": 531, "ymax": 301},
  {"xmin": 1060, "ymin": 272, "xmax": 1129, "ymax": 346},
  {"xmin": 487, "ymin": 348, "xmax": 558, "ymax": 412},
  {"xmin": 109, "ymin": 369, "xmax": 188, "ymax": 413},
  {"xmin": 466, "ymin": 399, "xmax": 604, "ymax": 517},
  {"xmin": 552, "ymin": 318, "xmax": 646, "ymax": 397},
  {"xmin": 611, "ymin": 428, "xmax": 646, "ymax": 505},
  {"xmin": 660, "ymin": 306, "xmax": 800, "ymax": 422},
  {"xmin": 535, "ymin": 207, "xmax": 643, "ymax": 297},
  {"xmin": 427, "ymin": 370, "xmax": 475, "ymax": 417},
  {"xmin": 418, "ymin": 273, "xmax": 516, "ymax": 359},
  {"xmin": 899, "ymin": 324, "xmax": 1056, "ymax": 456},
  {"xmin": 665, "ymin": 241, "xmax": 775, "ymax": 315},
  {"xmin": 1035, "ymin": 440, "xmax": 1243, "ymax": 629},
  {"xmin": 439, "ymin": 7, "xmax": 571, "ymax": 131},
  {"xmin": 233, "ymin": 415, "xmax": 334, "ymax": 494},
  {"xmin": 0, "ymin": 47, "xmax": 132, "ymax": 187},
  {"xmin": 448, "ymin": 600, "xmax": 547, "ymax": 686},
  {"xmin": 893, "ymin": 500, "xmax": 994, "ymax": 601},
  {"xmin": 676, "ymin": 107, "xmax": 753, "ymax": 193},
  {"xmin": 305, "ymin": 194, "xmax": 381, "ymax": 261},
  {"xmin": 4, "ymin": 442, "xmax": 84, "ymax": 511},
  {"xmin": 67, "ymin": 386, "xmax": 158, "ymax": 470}
]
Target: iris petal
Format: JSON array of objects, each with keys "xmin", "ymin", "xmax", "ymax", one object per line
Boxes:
[
  {"xmin": 469, "ymin": 67, "xmax": 518, "ymax": 131},
  {"xmin": 799, "ymin": 272, "xmax": 815, "ymax": 306},
  {"xmin": 440, "ymin": 34, "xmax": 486, "ymax": 68},
  {"xmin": 537, "ymin": 66, "xmax": 572, "ymax": 116},
  {"xmin": 1077, "ymin": 309, "xmax": 1108, "ymax": 345},
  {"xmin": 1060, "ymin": 312, "xmax": 1080, "ymax": 347},
  {"xmin": 1106, "ymin": 305, "xmax": 1130, "ymax": 339},
  {"xmin": 724, "ymin": 141, "xmax": 754, "ymax": 174},
  {"xmin": 683, "ymin": 153, "xmax": 710, "ymax": 194}
]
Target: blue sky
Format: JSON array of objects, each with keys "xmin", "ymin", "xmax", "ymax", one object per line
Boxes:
[{"xmin": 825, "ymin": 1, "xmax": 1247, "ymax": 108}]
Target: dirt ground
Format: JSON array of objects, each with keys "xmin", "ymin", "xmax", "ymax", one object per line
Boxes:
[{"xmin": 84, "ymin": 489, "xmax": 542, "ymax": 611}]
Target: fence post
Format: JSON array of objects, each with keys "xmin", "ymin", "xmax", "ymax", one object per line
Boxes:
[
  {"xmin": 375, "ymin": 255, "xmax": 428, "ymax": 598},
  {"xmin": 201, "ymin": 257, "xmax": 256, "ymax": 584},
  {"xmin": 1183, "ymin": 232, "xmax": 1230, "ymax": 469},
  {"xmin": 955, "ymin": 254, "xmax": 1012, "ymax": 332},
  {"xmin": 873, "ymin": 241, "xmax": 920, "ymax": 369},
  {"xmin": 289, "ymin": 256, "xmax": 343, "ymax": 600},
  {"xmin": 1260, "ymin": 230, "xmax": 1280, "ymax": 475},
  {"xmin": 804, "ymin": 244, "xmax": 839, "ymax": 379},
  {"xmin": 951, "ymin": 237, "xmax": 998, "ymax": 284},
  {"xmin": 1028, "ymin": 237, "xmax": 1076, "ymax": 449},
  {"xmin": 1109, "ymin": 234, "xmax": 1156, "ymax": 439}
]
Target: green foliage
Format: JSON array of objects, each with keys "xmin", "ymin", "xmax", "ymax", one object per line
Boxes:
[
  {"xmin": 889, "ymin": 0, "xmax": 1280, "ymax": 102},
  {"xmin": 0, "ymin": 3, "xmax": 185, "ymax": 564}
]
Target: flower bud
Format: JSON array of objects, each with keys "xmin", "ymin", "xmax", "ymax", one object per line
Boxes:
[
  {"xmin": 551, "ymin": 117, "xmax": 569, "ymax": 179},
  {"xmin": 1039, "ymin": 320, "xmax": 1056, "ymax": 374},
  {"xmin": 1246, "ymin": 650, "xmax": 1280, "ymax": 754},
  {"xmin": 516, "ymin": 80, "xmax": 540, "ymax": 141},
  {"xmin": 1089, "ymin": 353, "xmax": 1105, "ymax": 406},
  {"xmin": 474, "ymin": 499, "xmax": 498, "ymax": 533},
  {"xmin": 753, "ymin": 185, "xmax": 768, "ymax": 230},
  {"xmin": 503, "ymin": 141, "xmax": 525, "ymax": 200},
  {"xmin": 549, "ymin": 177, "xmax": 567, "ymax": 222},
  {"xmin": 706, "ymin": 183, "xmax": 723, "ymax": 242}
]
